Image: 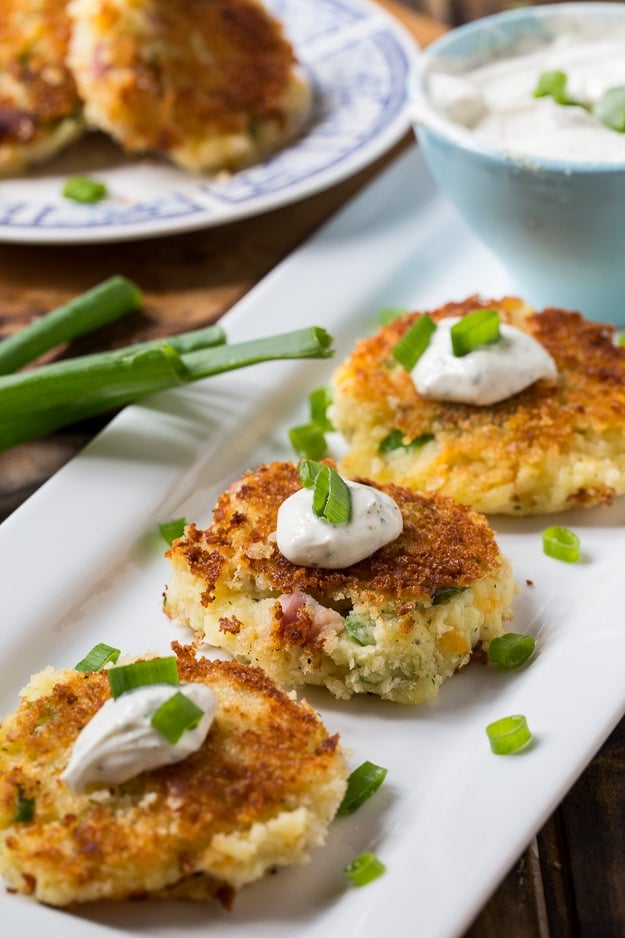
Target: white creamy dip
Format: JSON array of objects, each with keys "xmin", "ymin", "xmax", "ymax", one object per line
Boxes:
[
  {"xmin": 276, "ymin": 479, "xmax": 403, "ymax": 569},
  {"xmin": 62, "ymin": 682, "xmax": 216, "ymax": 792},
  {"xmin": 428, "ymin": 35, "xmax": 625, "ymax": 163},
  {"xmin": 412, "ymin": 317, "xmax": 557, "ymax": 405}
]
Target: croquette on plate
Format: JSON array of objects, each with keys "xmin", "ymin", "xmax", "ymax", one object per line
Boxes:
[
  {"xmin": 0, "ymin": 642, "xmax": 346, "ymax": 906},
  {"xmin": 330, "ymin": 296, "xmax": 625, "ymax": 515},
  {"xmin": 67, "ymin": 0, "xmax": 313, "ymax": 173},
  {"xmin": 0, "ymin": 0, "xmax": 84, "ymax": 174},
  {"xmin": 164, "ymin": 461, "xmax": 516, "ymax": 705}
]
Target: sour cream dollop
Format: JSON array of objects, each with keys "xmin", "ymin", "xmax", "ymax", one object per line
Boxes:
[
  {"xmin": 428, "ymin": 35, "xmax": 625, "ymax": 163},
  {"xmin": 276, "ymin": 479, "xmax": 403, "ymax": 569},
  {"xmin": 61, "ymin": 682, "xmax": 216, "ymax": 792},
  {"xmin": 412, "ymin": 317, "xmax": 557, "ymax": 406}
]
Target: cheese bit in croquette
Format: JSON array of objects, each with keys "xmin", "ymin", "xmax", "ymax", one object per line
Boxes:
[
  {"xmin": 67, "ymin": 0, "xmax": 313, "ymax": 173},
  {"xmin": 330, "ymin": 296, "xmax": 625, "ymax": 515},
  {"xmin": 0, "ymin": 0, "xmax": 84, "ymax": 174},
  {"xmin": 164, "ymin": 461, "xmax": 516, "ymax": 705},
  {"xmin": 0, "ymin": 643, "xmax": 347, "ymax": 906}
]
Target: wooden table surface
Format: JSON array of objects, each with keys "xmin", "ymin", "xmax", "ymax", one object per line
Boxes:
[{"xmin": 0, "ymin": 3, "xmax": 623, "ymax": 935}]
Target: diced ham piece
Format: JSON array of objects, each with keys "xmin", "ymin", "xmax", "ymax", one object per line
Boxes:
[{"xmin": 278, "ymin": 590, "xmax": 344, "ymax": 642}]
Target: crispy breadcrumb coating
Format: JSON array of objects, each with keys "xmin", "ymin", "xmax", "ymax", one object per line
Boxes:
[
  {"xmin": 0, "ymin": 643, "xmax": 346, "ymax": 906},
  {"xmin": 0, "ymin": 0, "xmax": 83, "ymax": 174},
  {"xmin": 165, "ymin": 462, "xmax": 516, "ymax": 704},
  {"xmin": 331, "ymin": 296, "xmax": 625, "ymax": 514},
  {"xmin": 67, "ymin": 0, "xmax": 312, "ymax": 172}
]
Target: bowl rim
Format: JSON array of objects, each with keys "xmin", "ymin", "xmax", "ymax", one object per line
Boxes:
[{"xmin": 408, "ymin": 1, "xmax": 625, "ymax": 175}]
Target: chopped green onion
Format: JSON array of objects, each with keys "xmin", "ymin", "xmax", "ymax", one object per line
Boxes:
[
  {"xmin": 533, "ymin": 69, "xmax": 571, "ymax": 104},
  {"xmin": 450, "ymin": 309, "xmax": 501, "ymax": 357},
  {"xmin": 594, "ymin": 86, "xmax": 625, "ymax": 133},
  {"xmin": 14, "ymin": 786, "xmax": 35, "ymax": 823},
  {"xmin": 378, "ymin": 307, "xmax": 408, "ymax": 326},
  {"xmin": 299, "ymin": 459, "xmax": 351, "ymax": 524},
  {"xmin": 108, "ymin": 656, "xmax": 179, "ymax": 698},
  {"xmin": 343, "ymin": 852, "xmax": 386, "ymax": 887},
  {"xmin": 324, "ymin": 467, "xmax": 352, "ymax": 524},
  {"xmin": 338, "ymin": 761, "xmax": 388, "ymax": 816},
  {"xmin": 75, "ymin": 642, "xmax": 121, "ymax": 672},
  {"xmin": 0, "ymin": 326, "xmax": 333, "ymax": 452},
  {"xmin": 150, "ymin": 691, "xmax": 204, "ymax": 743},
  {"xmin": 288, "ymin": 387, "xmax": 333, "ymax": 459},
  {"xmin": 391, "ymin": 314, "xmax": 436, "ymax": 370},
  {"xmin": 0, "ymin": 276, "xmax": 142, "ymax": 375},
  {"xmin": 378, "ymin": 429, "xmax": 434, "ymax": 454},
  {"xmin": 344, "ymin": 612, "xmax": 376, "ymax": 646},
  {"xmin": 311, "ymin": 463, "xmax": 331, "ymax": 515},
  {"xmin": 309, "ymin": 386, "xmax": 334, "ymax": 431},
  {"xmin": 298, "ymin": 458, "xmax": 324, "ymax": 488},
  {"xmin": 485, "ymin": 714, "xmax": 532, "ymax": 755},
  {"xmin": 159, "ymin": 517, "xmax": 187, "ymax": 545},
  {"xmin": 431, "ymin": 585, "xmax": 467, "ymax": 606},
  {"xmin": 533, "ymin": 71, "xmax": 625, "ymax": 134},
  {"xmin": 488, "ymin": 633, "xmax": 535, "ymax": 669},
  {"xmin": 542, "ymin": 525, "xmax": 581, "ymax": 563},
  {"xmin": 310, "ymin": 463, "xmax": 351, "ymax": 525},
  {"xmin": 63, "ymin": 175, "xmax": 108, "ymax": 203},
  {"xmin": 289, "ymin": 422, "xmax": 328, "ymax": 459}
]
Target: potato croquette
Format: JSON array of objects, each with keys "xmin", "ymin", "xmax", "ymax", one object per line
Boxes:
[
  {"xmin": 0, "ymin": 0, "xmax": 84, "ymax": 174},
  {"xmin": 330, "ymin": 296, "xmax": 625, "ymax": 515},
  {"xmin": 67, "ymin": 0, "xmax": 313, "ymax": 172},
  {"xmin": 164, "ymin": 462, "xmax": 516, "ymax": 705},
  {"xmin": 0, "ymin": 643, "xmax": 347, "ymax": 906}
]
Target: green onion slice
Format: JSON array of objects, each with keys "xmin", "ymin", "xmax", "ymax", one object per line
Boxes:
[
  {"xmin": 378, "ymin": 429, "xmax": 434, "ymax": 454},
  {"xmin": 289, "ymin": 422, "xmax": 327, "ymax": 460},
  {"xmin": 298, "ymin": 460, "xmax": 352, "ymax": 525},
  {"xmin": 75, "ymin": 642, "xmax": 121, "ymax": 672},
  {"xmin": 312, "ymin": 464, "xmax": 351, "ymax": 525},
  {"xmin": 309, "ymin": 386, "xmax": 334, "ymax": 431},
  {"xmin": 14, "ymin": 786, "xmax": 35, "ymax": 823},
  {"xmin": 450, "ymin": 309, "xmax": 501, "ymax": 357},
  {"xmin": 431, "ymin": 585, "xmax": 467, "ymax": 606},
  {"xmin": 150, "ymin": 691, "xmax": 204, "ymax": 743},
  {"xmin": 63, "ymin": 175, "xmax": 108, "ymax": 203},
  {"xmin": 344, "ymin": 612, "xmax": 376, "ymax": 646},
  {"xmin": 488, "ymin": 633, "xmax": 536, "ymax": 669},
  {"xmin": 338, "ymin": 761, "xmax": 388, "ymax": 815},
  {"xmin": 542, "ymin": 525, "xmax": 581, "ymax": 563},
  {"xmin": 486, "ymin": 714, "xmax": 532, "ymax": 755},
  {"xmin": 311, "ymin": 464, "xmax": 331, "ymax": 515},
  {"xmin": 391, "ymin": 314, "xmax": 436, "ymax": 370},
  {"xmin": 288, "ymin": 387, "xmax": 334, "ymax": 459},
  {"xmin": 343, "ymin": 852, "xmax": 386, "ymax": 887},
  {"xmin": 108, "ymin": 656, "xmax": 179, "ymax": 698},
  {"xmin": 594, "ymin": 86, "xmax": 625, "ymax": 133},
  {"xmin": 533, "ymin": 71, "xmax": 625, "ymax": 134},
  {"xmin": 533, "ymin": 69, "xmax": 571, "ymax": 104},
  {"xmin": 158, "ymin": 517, "xmax": 187, "ymax": 545},
  {"xmin": 324, "ymin": 470, "xmax": 352, "ymax": 525},
  {"xmin": 298, "ymin": 458, "xmax": 324, "ymax": 488}
]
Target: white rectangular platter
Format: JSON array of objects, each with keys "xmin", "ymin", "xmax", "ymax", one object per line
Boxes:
[{"xmin": 2, "ymin": 145, "xmax": 625, "ymax": 938}]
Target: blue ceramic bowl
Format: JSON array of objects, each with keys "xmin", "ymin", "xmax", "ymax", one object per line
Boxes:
[{"xmin": 409, "ymin": 3, "xmax": 625, "ymax": 325}]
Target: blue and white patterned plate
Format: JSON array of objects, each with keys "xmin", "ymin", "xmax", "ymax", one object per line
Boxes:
[{"xmin": 0, "ymin": 0, "xmax": 419, "ymax": 244}]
